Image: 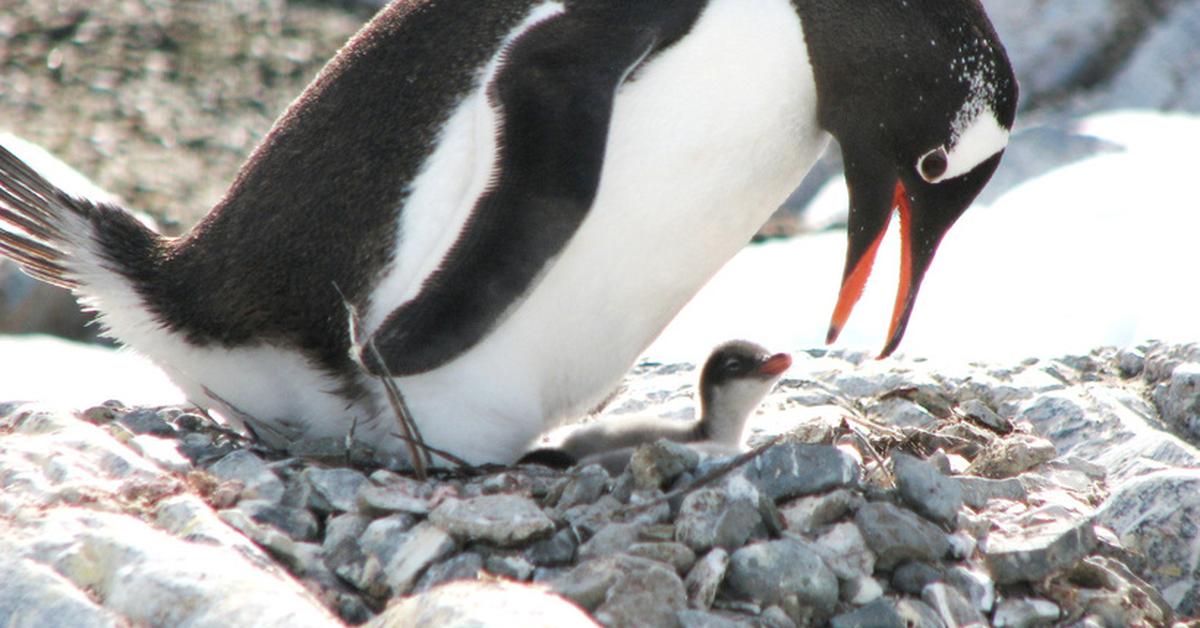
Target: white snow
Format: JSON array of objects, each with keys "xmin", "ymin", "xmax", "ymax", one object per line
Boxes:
[{"xmin": 647, "ymin": 110, "xmax": 1200, "ymax": 364}]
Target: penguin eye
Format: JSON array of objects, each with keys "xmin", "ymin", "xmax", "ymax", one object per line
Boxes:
[
  {"xmin": 722, "ymin": 358, "xmax": 742, "ymax": 373},
  {"xmin": 917, "ymin": 147, "xmax": 949, "ymax": 183}
]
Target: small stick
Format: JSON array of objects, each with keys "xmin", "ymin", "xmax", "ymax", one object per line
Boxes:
[
  {"xmin": 615, "ymin": 434, "xmax": 784, "ymax": 517},
  {"xmin": 335, "ymin": 284, "xmax": 430, "ymax": 479}
]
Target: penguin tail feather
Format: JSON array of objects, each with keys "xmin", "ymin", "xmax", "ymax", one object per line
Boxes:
[{"xmin": 0, "ymin": 143, "xmax": 163, "ymax": 295}]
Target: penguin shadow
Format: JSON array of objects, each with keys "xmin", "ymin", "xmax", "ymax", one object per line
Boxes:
[{"xmin": 518, "ymin": 340, "xmax": 791, "ymax": 475}]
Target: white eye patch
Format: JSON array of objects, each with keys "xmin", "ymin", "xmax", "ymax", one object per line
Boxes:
[{"xmin": 917, "ymin": 106, "xmax": 1010, "ymax": 184}]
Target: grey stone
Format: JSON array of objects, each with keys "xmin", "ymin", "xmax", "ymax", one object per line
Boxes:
[
  {"xmin": 758, "ymin": 605, "xmax": 797, "ymax": 628},
  {"xmin": 959, "ymin": 399, "xmax": 1011, "ymax": 433},
  {"xmin": 779, "ymin": 489, "xmax": 863, "ymax": 534},
  {"xmin": 984, "ymin": 512, "xmax": 1097, "ymax": 585},
  {"xmin": 1156, "ymin": 362, "xmax": 1200, "ymax": 434},
  {"xmin": 992, "ymin": 598, "xmax": 1061, "ymax": 627},
  {"xmin": 675, "ymin": 609, "xmax": 746, "ymax": 628},
  {"xmin": 413, "ymin": 553, "xmax": 484, "ymax": 593},
  {"xmin": 892, "ymin": 562, "xmax": 943, "ymax": 596},
  {"xmin": 966, "ymin": 434, "xmax": 1057, "ymax": 479},
  {"xmin": 207, "ymin": 449, "xmax": 285, "ymax": 503},
  {"xmin": 1093, "ymin": 1, "xmax": 1200, "ymax": 113},
  {"xmin": 726, "ymin": 538, "xmax": 838, "ymax": 625},
  {"xmin": 235, "ymin": 498, "xmax": 320, "ymax": 542},
  {"xmin": 115, "ymin": 408, "xmax": 178, "ymax": 437},
  {"xmin": 839, "ymin": 575, "xmax": 883, "ymax": 605},
  {"xmin": 485, "ymin": 554, "xmax": 535, "ymax": 581},
  {"xmin": 868, "ymin": 397, "xmax": 939, "ymax": 429},
  {"xmin": 922, "ymin": 582, "xmax": 987, "ymax": 628},
  {"xmin": 830, "ymin": 598, "xmax": 905, "ymax": 628},
  {"xmin": 429, "ymin": 494, "xmax": 555, "ymax": 547},
  {"xmin": 740, "ymin": 443, "xmax": 859, "ymax": 501},
  {"xmin": 893, "ymin": 452, "xmax": 963, "ymax": 525},
  {"xmin": 526, "ymin": 527, "xmax": 579, "ymax": 567},
  {"xmin": 369, "ymin": 580, "xmax": 596, "ymax": 628},
  {"xmin": 579, "ymin": 522, "xmax": 644, "ymax": 562},
  {"xmin": 302, "ymin": 467, "xmax": 368, "ymax": 513},
  {"xmin": 854, "ymin": 502, "xmax": 951, "ymax": 570},
  {"xmin": 894, "ymin": 599, "xmax": 945, "ymax": 628},
  {"xmin": 551, "ymin": 555, "xmax": 686, "ymax": 627},
  {"xmin": 359, "ymin": 514, "xmax": 419, "ymax": 567},
  {"xmin": 356, "ymin": 469, "xmax": 432, "ymax": 515},
  {"xmin": 1097, "ymin": 468, "xmax": 1200, "ymax": 615},
  {"xmin": 1117, "ymin": 347, "xmax": 1145, "ymax": 378},
  {"xmin": 684, "ymin": 548, "xmax": 729, "ymax": 610},
  {"xmin": 629, "ymin": 439, "xmax": 700, "ymax": 490},
  {"xmin": 945, "ymin": 566, "xmax": 995, "ymax": 613},
  {"xmin": 322, "ymin": 513, "xmax": 370, "ymax": 558},
  {"xmin": 627, "ymin": 542, "xmax": 697, "ymax": 575},
  {"xmin": 0, "ymin": 557, "xmax": 124, "ymax": 628},
  {"xmin": 561, "ymin": 495, "xmax": 624, "ymax": 539},
  {"xmin": 812, "ymin": 523, "xmax": 874, "ymax": 580},
  {"xmin": 380, "ymin": 522, "xmax": 457, "ymax": 596},
  {"xmin": 957, "ymin": 475, "xmax": 1027, "ymax": 509},
  {"xmin": 556, "ymin": 464, "xmax": 611, "ymax": 509},
  {"xmin": 675, "ymin": 486, "xmax": 761, "ymax": 553}
]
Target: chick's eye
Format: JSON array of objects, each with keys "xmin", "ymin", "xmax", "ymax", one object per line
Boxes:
[
  {"xmin": 918, "ymin": 146, "xmax": 949, "ymax": 182},
  {"xmin": 722, "ymin": 358, "xmax": 741, "ymax": 372}
]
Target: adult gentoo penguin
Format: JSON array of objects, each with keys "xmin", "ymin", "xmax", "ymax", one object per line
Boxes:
[
  {"xmin": 0, "ymin": 0, "xmax": 1017, "ymax": 466},
  {"xmin": 522, "ymin": 340, "xmax": 792, "ymax": 473}
]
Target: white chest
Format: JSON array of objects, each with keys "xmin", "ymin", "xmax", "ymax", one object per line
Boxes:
[{"xmin": 376, "ymin": 0, "xmax": 829, "ymax": 463}]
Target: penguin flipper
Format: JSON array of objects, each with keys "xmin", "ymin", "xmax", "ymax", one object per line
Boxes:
[{"xmin": 366, "ymin": 13, "xmax": 669, "ymax": 377}]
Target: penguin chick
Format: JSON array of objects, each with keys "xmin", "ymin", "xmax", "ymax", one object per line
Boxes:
[{"xmin": 522, "ymin": 340, "xmax": 790, "ymax": 471}]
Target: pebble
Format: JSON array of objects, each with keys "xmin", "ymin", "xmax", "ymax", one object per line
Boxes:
[
  {"xmin": 684, "ymin": 548, "xmax": 729, "ymax": 610},
  {"xmin": 726, "ymin": 538, "xmax": 838, "ymax": 625},
  {"xmin": 957, "ymin": 475, "xmax": 1028, "ymax": 509},
  {"xmin": 675, "ymin": 486, "xmax": 762, "ymax": 552},
  {"xmin": 555, "ymin": 464, "xmax": 611, "ymax": 509},
  {"xmin": 891, "ymin": 562, "xmax": 943, "ymax": 596},
  {"xmin": 429, "ymin": 495, "xmax": 555, "ymax": 547},
  {"xmin": 236, "ymin": 498, "xmax": 320, "ymax": 542},
  {"xmin": 893, "ymin": 598, "xmax": 944, "ymax": 628},
  {"xmin": 371, "ymin": 580, "xmax": 595, "ymax": 628},
  {"xmin": 207, "ymin": 449, "xmax": 285, "ymax": 503},
  {"xmin": 959, "ymin": 398, "xmax": 1012, "ymax": 433},
  {"xmin": 379, "ymin": 522, "xmax": 457, "ymax": 596},
  {"xmin": 578, "ymin": 522, "xmax": 643, "ymax": 562},
  {"xmin": 626, "ymin": 541, "xmax": 697, "ymax": 575},
  {"xmin": 992, "ymin": 597, "xmax": 1061, "ymax": 627},
  {"xmin": 356, "ymin": 469, "xmax": 432, "ymax": 515},
  {"xmin": 967, "ymin": 433, "xmax": 1058, "ymax": 478},
  {"xmin": 922, "ymin": 582, "xmax": 987, "ymax": 627},
  {"xmin": 485, "ymin": 553, "xmax": 535, "ymax": 581},
  {"xmin": 892, "ymin": 451, "xmax": 964, "ymax": 525},
  {"xmin": 628, "ymin": 439, "xmax": 700, "ymax": 490},
  {"xmin": 551, "ymin": 555, "xmax": 686, "ymax": 627},
  {"xmin": 779, "ymin": 489, "xmax": 862, "ymax": 534},
  {"xmin": 985, "ymin": 511, "xmax": 1098, "ymax": 585},
  {"xmin": 413, "ymin": 552, "xmax": 483, "ymax": 593},
  {"xmin": 811, "ymin": 523, "xmax": 875, "ymax": 580},
  {"xmin": 740, "ymin": 443, "xmax": 860, "ymax": 501},
  {"xmin": 303, "ymin": 467, "xmax": 368, "ymax": 513},
  {"xmin": 830, "ymin": 598, "xmax": 905, "ymax": 628},
  {"xmin": 525, "ymin": 527, "xmax": 579, "ymax": 567},
  {"xmin": 854, "ymin": 502, "xmax": 951, "ymax": 570}
]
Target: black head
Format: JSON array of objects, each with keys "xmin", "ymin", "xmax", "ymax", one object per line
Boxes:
[
  {"xmin": 794, "ymin": 0, "xmax": 1018, "ymax": 356},
  {"xmin": 698, "ymin": 340, "xmax": 792, "ymax": 411}
]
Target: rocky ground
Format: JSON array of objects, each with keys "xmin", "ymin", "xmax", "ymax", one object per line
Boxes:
[{"xmin": 4, "ymin": 341, "xmax": 1200, "ymax": 627}]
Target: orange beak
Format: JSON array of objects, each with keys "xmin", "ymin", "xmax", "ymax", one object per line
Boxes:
[{"xmin": 826, "ymin": 181, "xmax": 917, "ymax": 358}]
